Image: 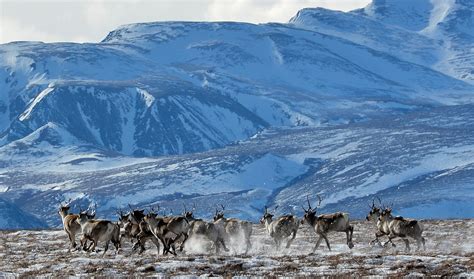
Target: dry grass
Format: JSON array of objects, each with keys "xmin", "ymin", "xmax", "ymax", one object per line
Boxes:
[{"xmin": 0, "ymin": 220, "xmax": 473, "ymax": 277}]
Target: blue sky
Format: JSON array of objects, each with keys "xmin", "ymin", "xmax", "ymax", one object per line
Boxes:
[{"xmin": 0, "ymin": 0, "xmax": 370, "ymax": 43}]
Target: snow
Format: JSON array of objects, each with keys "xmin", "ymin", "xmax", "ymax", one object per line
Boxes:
[
  {"xmin": 19, "ymin": 86, "xmax": 55, "ymax": 121},
  {"xmin": 0, "ymin": 220, "xmax": 472, "ymax": 276},
  {"xmin": 421, "ymin": 0, "xmax": 456, "ymax": 36},
  {"xmin": 0, "ymin": 0, "xmax": 474, "ymax": 227},
  {"xmin": 396, "ymin": 199, "xmax": 474, "ymax": 219}
]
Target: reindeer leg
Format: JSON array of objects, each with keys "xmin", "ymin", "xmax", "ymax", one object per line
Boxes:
[
  {"xmin": 179, "ymin": 233, "xmax": 188, "ymax": 252},
  {"xmin": 138, "ymin": 237, "xmax": 146, "ymax": 254},
  {"xmin": 67, "ymin": 231, "xmax": 76, "ymax": 252},
  {"xmin": 113, "ymin": 238, "xmax": 121, "ymax": 254},
  {"xmin": 285, "ymin": 229, "xmax": 297, "ymax": 249},
  {"xmin": 219, "ymin": 237, "xmax": 229, "ymax": 252},
  {"xmin": 346, "ymin": 226, "xmax": 354, "ymax": 249},
  {"xmin": 88, "ymin": 239, "xmax": 97, "ymax": 253},
  {"xmin": 372, "ymin": 231, "xmax": 385, "ymax": 247},
  {"xmin": 383, "ymin": 235, "xmax": 396, "ymax": 248},
  {"xmin": 322, "ymin": 234, "xmax": 331, "ymax": 251},
  {"xmin": 274, "ymin": 238, "xmax": 280, "ymax": 251},
  {"xmin": 102, "ymin": 240, "xmax": 110, "ymax": 257},
  {"xmin": 402, "ymin": 238, "xmax": 410, "ymax": 252},
  {"xmin": 313, "ymin": 236, "xmax": 323, "ymax": 253},
  {"xmin": 150, "ymin": 236, "xmax": 161, "ymax": 256}
]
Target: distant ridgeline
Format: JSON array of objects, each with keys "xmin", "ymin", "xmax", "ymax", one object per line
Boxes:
[{"xmin": 0, "ymin": 0, "xmax": 473, "ymax": 228}]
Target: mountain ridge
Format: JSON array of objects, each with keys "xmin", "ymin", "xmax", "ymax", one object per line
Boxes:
[{"xmin": 0, "ymin": 0, "xmax": 473, "ymax": 228}]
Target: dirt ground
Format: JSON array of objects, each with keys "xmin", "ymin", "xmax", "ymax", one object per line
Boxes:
[{"xmin": 0, "ymin": 220, "xmax": 473, "ymax": 277}]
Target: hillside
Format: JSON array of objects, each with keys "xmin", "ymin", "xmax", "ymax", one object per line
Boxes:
[{"xmin": 0, "ymin": 0, "xmax": 473, "ymax": 228}]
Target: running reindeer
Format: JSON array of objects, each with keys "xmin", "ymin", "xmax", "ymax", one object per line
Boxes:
[
  {"xmin": 301, "ymin": 195, "xmax": 354, "ymax": 252},
  {"xmin": 142, "ymin": 205, "xmax": 192, "ymax": 256},
  {"xmin": 260, "ymin": 206, "xmax": 299, "ymax": 250},
  {"xmin": 378, "ymin": 206, "xmax": 426, "ymax": 252},
  {"xmin": 58, "ymin": 200, "xmax": 95, "ymax": 252},
  {"xmin": 117, "ymin": 206, "xmax": 161, "ymax": 255},
  {"xmin": 366, "ymin": 197, "xmax": 387, "ymax": 247},
  {"xmin": 213, "ymin": 204, "xmax": 253, "ymax": 254},
  {"xmin": 77, "ymin": 209, "xmax": 121, "ymax": 257}
]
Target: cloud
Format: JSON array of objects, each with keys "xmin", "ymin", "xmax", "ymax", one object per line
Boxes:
[{"xmin": 0, "ymin": 0, "xmax": 370, "ymax": 44}]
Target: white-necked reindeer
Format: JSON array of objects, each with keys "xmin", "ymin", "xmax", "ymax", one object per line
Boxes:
[
  {"xmin": 378, "ymin": 207, "xmax": 426, "ymax": 252},
  {"xmin": 58, "ymin": 201, "xmax": 95, "ymax": 252},
  {"xmin": 301, "ymin": 195, "xmax": 354, "ymax": 252},
  {"xmin": 260, "ymin": 206, "xmax": 299, "ymax": 250},
  {"xmin": 213, "ymin": 204, "xmax": 253, "ymax": 254},
  {"xmin": 366, "ymin": 197, "xmax": 387, "ymax": 247}
]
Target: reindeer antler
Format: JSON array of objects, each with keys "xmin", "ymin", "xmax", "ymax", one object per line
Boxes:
[
  {"xmin": 316, "ymin": 194, "xmax": 322, "ymax": 207},
  {"xmin": 376, "ymin": 196, "xmax": 382, "ymax": 206},
  {"xmin": 370, "ymin": 198, "xmax": 376, "ymax": 209},
  {"xmin": 220, "ymin": 204, "xmax": 225, "ymax": 212}
]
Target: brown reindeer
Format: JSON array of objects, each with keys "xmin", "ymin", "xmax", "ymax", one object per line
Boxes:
[
  {"xmin": 213, "ymin": 204, "xmax": 253, "ymax": 254},
  {"xmin": 378, "ymin": 208, "xmax": 426, "ymax": 252},
  {"xmin": 117, "ymin": 208, "xmax": 161, "ymax": 255},
  {"xmin": 301, "ymin": 195, "xmax": 354, "ymax": 252},
  {"xmin": 58, "ymin": 201, "xmax": 95, "ymax": 252},
  {"xmin": 143, "ymin": 211, "xmax": 185, "ymax": 256},
  {"xmin": 260, "ymin": 206, "xmax": 299, "ymax": 250},
  {"xmin": 77, "ymin": 211, "xmax": 121, "ymax": 257}
]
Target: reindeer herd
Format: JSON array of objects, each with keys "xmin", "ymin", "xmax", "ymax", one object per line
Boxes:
[{"xmin": 57, "ymin": 196, "xmax": 426, "ymax": 257}]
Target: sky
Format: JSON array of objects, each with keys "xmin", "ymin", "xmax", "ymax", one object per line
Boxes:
[{"xmin": 0, "ymin": 0, "xmax": 370, "ymax": 44}]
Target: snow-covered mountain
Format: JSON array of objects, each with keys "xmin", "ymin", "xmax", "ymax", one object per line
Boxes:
[{"xmin": 0, "ymin": 0, "xmax": 473, "ymax": 228}]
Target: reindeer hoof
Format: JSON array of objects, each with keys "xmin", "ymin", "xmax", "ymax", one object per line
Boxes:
[{"xmin": 348, "ymin": 243, "xmax": 354, "ymax": 249}]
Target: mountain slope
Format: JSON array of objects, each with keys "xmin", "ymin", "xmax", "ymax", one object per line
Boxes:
[
  {"xmin": 353, "ymin": 0, "xmax": 474, "ymax": 82},
  {"xmin": 0, "ymin": 0, "xmax": 473, "ymax": 228}
]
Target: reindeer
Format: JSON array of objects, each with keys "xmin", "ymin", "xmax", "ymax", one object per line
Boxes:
[
  {"xmin": 378, "ymin": 207, "xmax": 426, "ymax": 252},
  {"xmin": 142, "ymin": 211, "xmax": 185, "ymax": 256},
  {"xmin": 213, "ymin": 204, "xmax": 253, "ymax": 254},
  {"xmin": 260, "ymin": 206, "xmax": 299, "ymax": 250},
  {"xmin": 77, "ymin": 211, "xmax": 121, "ymax": 257},
  {"xmin": 366, "ymin": 197, "xmax": 387, "ymax": 247},
  {"xmin": 117, "ymin": 208, "xmax": 161, "ymax": 255},
  {"xmin": 57, "ymin": 201, "xmax": 95, "ymax": 252},
  {"xmin": 187, "ymin": 218, "xmax": 229, "ymax": 254},
  {"xmin": 301, "ymin": 195, "xmax": 354, "ymax": 252}
]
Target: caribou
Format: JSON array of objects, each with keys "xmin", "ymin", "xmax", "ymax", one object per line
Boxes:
[
  {"xmin": 187, "ymin": 218, "xmax": 229, "ymax": 254},
  {"xmin": 58, "ymin": 201, "xmax": 95, "ymax": 252},
  {"xmin": 142, "ymin": 210, "xmax": 191, "ymax": 256},
  {"xmin": 117, "ymin": 208, "xmax": 161, "ymax": 255},
  {"xmin": 260, "ymin": 206, "xmax": 299, "ymax": 250},
  {"xmin": 301, "ymin": 195, "xmax": 354, "ymax": 252},
  {"xmin": 366, "ymin": 197, "xmax": 387, "ymax": 247},
  {"xmin": 213, "ymin": 205, "xmax": 253, "ymax": 254},
  {"xmin": 180, "ymin": 203, "xmax": 230, "ymax": 254},
  {"xmin": 378, "ymin": 207, "xmax": 426, "ymax": 252},
  {"xmin": 77, "ymin": 211, "xmax": 121, "ymax": 256}
]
